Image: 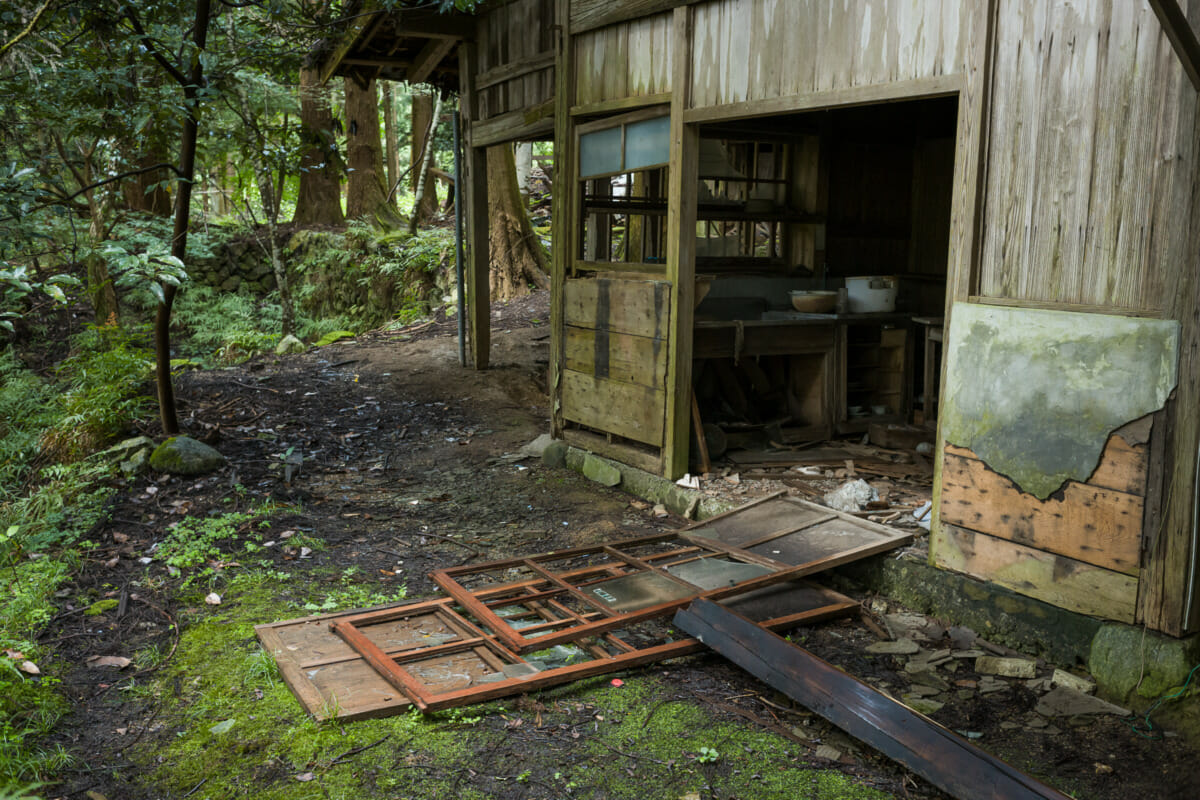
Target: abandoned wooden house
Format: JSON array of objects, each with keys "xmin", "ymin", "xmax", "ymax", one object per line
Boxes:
[{"xmin": 321, "ymin": 1, "xmax": 1200, "ymax": 640}]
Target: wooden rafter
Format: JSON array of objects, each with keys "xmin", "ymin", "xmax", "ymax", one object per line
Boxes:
[
  {"xmin": 1147, "ymin": 0, "xmax": 1200, "ymax": 91},
  {"xmin": 407, "ymin": 37, "xmax": 459, "ymax": 84}
]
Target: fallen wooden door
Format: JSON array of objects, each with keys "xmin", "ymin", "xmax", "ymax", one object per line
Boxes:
[
  {"xmin": 430, "ymin": 500, "xmax": 909, "ymax": 654},
  {"xmin": 257, "ymin": 582, "xmax": 857, "ymax": 720}
]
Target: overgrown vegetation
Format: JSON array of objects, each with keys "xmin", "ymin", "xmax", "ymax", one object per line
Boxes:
[{"xmin": 0, "ymin": 327, "xmax": 154, "ymax": 792}]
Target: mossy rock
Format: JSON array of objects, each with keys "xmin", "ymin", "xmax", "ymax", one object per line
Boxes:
[
  {"xmin": 149, "ymin": 436, "xmax": 226, "ymax": 476},
  {"xmin": 1089, "ymin": 623, "xmax": 1200, "ymax": 701}
]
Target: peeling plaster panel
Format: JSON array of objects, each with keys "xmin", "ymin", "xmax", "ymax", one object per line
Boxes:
[{"xmin": 943, "ymin": 303, "xmax": 1179, "ymax": 499}]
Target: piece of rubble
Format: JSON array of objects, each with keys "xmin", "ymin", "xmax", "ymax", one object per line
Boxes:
[
  {"xmin": 1051, "ymin": 668, "xmax": 1096, "ymax": 695},
  {"xmin": 904, "ymin": 696, "xmax": 945, "ymax": 715},
  {"xmin": 1034, "ymin": 686, "xmax": 1130, "ymax": 718},
  {"xmin": 883, "ymin": 612, "xmax": 932, "ymax": 641},
  {"xmin": 947, "ymin": 625, "xmax": 977, "ymax": 650},
  {"xmin": 866, "ymin": 638, "xmax": 920, "ymax": 655},
  {"xmin": 977, "ymin": 676, "xmax": 1009, "ymax": 694},
  {"xmin": 952, "ymin": 649, "xmax": 986, "ymax": 659},
  {"xmin": 822, "ymin": 479, "xmax": 876, "ymax": 512},
  {"xmin": 975, "ymin": 656, "xmax": 1037, "ymax": 679},
  {"xmin": 815, "ymin": 744, "xmax": 843, "ymax": 762},
  {"xmin": 908, "ymin": 670, "xmax": 951, "ymax": 691}
]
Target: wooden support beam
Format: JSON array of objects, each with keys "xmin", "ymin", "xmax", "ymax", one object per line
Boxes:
[
  {"xmin": 476, "ymin": 50, "xmax": 556, "ymax": 91},
  {"xmin": 318, "ymin": 10, "xmax": 385, "ymax": 85},
  {"xmin": 1147, "ymin": 0, "xmax": 1200, "ymax": 91},
  {"xmin": 662, "ymin": 5, "xmax": 698, "ymax": 479},
  {"xmin": 460, "ymin": 40, "xmax": 490, "ymax": 370},
  {"xmin": 408, "ymin": 37, "xmax": 459, "ymax": 85},
  {"xmin": 469, "ymin": 100, "xmax": 556, "ymax": 148},
  {"xmin": 931, "ymin": 0, "xmax": 998, "ymax": 566},
  {"xmin": 570, "ymin": 0, "xmax": 691, "ymax": 34},
  {"xmin": 674, "ymin": 600, "xmax": 1074, "ymax": 800},
  {"xmin": 550, "ymin": 0, "xmax": 574, "ymax": 438}
]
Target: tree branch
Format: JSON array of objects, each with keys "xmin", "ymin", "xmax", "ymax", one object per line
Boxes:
[
  {"xmin": 0, "ymin": 0, "xmax": 56, "ymax": 63},
  {"xmin": 122, "ymin": 7, "xmax": 189, "ymax": 86},
  {"xmin": 0, "ymin": 161, "xmax": 182, "ymax": 224}
]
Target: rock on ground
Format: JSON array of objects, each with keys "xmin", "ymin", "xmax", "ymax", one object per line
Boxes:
[{"xmin": 149, "ymin": 436, "xmax": 227, "ymax": 475}]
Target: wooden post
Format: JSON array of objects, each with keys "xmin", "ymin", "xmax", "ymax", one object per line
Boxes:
[
  {"xmin": 662, "ymin": 5, "xmax": 698, "ymax": 479},
  {"xmin": 929, "ymin": 0, "xmax": 996, "ymax": 565},
  {"xmin": 549, "ymin": 0, "xmax": 574, "ymax": 436},
  {"xmin": 460, "ymin": 38, "xmax": 491, "ymax": 370}
]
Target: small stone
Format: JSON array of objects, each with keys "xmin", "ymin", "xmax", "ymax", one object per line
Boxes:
[
  {"xmin": 1051, "ymin": 669, "xmax": 1096, "ymax": 695},
  {"xmin": 978, "ymin": 676, "xmax": 1009, "ymax": 694},
  {"xmin": 149, "ymin": 436, "xmax": 226, "ymax": 476},
  {"xmin": 904, "ymin": 696, "xmax": 945, "ymax": 715},
  {"xmin": 652, "ymin": 503, "xmax": 669, "ymax": 518},
  {"xmin": 884, "ymin": 612, "xmax": 932, "ymax": 641},
  {"xmin": 948, "ymin": 625, "xmax": 978, "ymax": 650},
  {"xmin": 542, "ymin": 440, "xmax": 568, "ymax": 468},
  {"xmin": 908, "ymin": 670, "xmax": 951, "ymax": 691},
  {"xmin": 1035, "ymin": 686, "xmax": 1130, "ymax": 718},
  {"xmin": 275, "ymin": 334, "xmax": 305, "ymax": 355},
  {"xmin": 956, "ymin": 689, "xmax": 975, "ymax": 701},
  {"xmin": 975, "ymin": 656, "xmax": 1037, "ymax": 679},
  {"xmin": 120, "ymin": 448, "xmax": 151, "ymax": 476},
  {"xmin": 907, "ymin": 685, "xmax": 941, "ymax": 697},
  {"xmin": 866, "ymin": 638, "xmax": 920, "ymax": 655},
  {"xmin": 1000, "ymin": 721, "xmax": 1021, "ymax": 730},
  {"xmin": 952, "ymin": 649, "xmax": 986, "ymax": 659},
  {"xmin": 823, "ymin": 479, "xmax": 876, "ymax": 512},
  {"xmin": 582, "ymin": 454, "xmax": 621, "ymax": 487},
  {"xmin": 814, "ymin": 745, "xmax": 843, "ymax": 761}
]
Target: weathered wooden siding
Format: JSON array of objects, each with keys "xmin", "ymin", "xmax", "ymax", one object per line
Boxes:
[
  {"xmin": 476, "ymin": 0, "xmax": 556, "ymax": 120},
  {"xmin": 976, "ymin": 0, "xmax": 1189, "ymax": 310},
  {"xmin": 936, "ymin": 422, "xmax": 1151, "ymax": 623},
  {"xmin": 573, "ymin": 12, "xmax": 673, "ymax": 107},
  {"xmin": 688, "ymin": 0, "xmax": 967, "ymax": 108},
  {"xmin": 561, "ymin": 277, "xmax": 671, "ymax": 446}
]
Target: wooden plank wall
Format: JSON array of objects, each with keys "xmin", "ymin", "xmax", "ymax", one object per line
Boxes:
[
  {"xmin": 977, "ymin": 0, "xmax": 1187, "ymax": 311},
  {"xmin": 476, "ymin": 0, "xmax": 557, "ymax": 120},
  {"xmin": 688, "ymin": 0, "xmax": 967, "ymax": 108},
  {"xmin": 936, "ymin": 420, "xmax": 1152, "ymax": 623},
  {"xmin": 561, "ymin": 277, "xmax": 671, "ymax": 447},
  {"xmin": 573, "ymin": 12, "xmax": 674, "ymax": 107}
]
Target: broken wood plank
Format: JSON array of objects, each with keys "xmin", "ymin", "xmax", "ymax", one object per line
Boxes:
[
  {"xmin": 933, "ymin": 523, "xmax": 1138, "ymax": 623},
  {"xmin": 940, "ymin": 447, "xmax": 1143, "ymax": 575},
  {"xmin": 563, "ymin": 276, "xmax": 671, "ymax": 338},
  {"xmin": 561, "ymin": 370, "xmax": 666, "ymax": 446},
  {"xmin": 673, "ymin": 599, "xmax": 1073, "ymax": 800},
  {"xmin": 565, "ymin": 325, "xmax": 667, "ymax": 389}
]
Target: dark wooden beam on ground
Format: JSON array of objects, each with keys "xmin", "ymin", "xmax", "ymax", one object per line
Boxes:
[{"xmin": 673, "ymin": 599, "xmax": 1074, "ymax": 800}]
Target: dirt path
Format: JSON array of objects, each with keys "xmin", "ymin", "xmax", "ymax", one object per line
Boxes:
[{"xmin": 39, "ymin": 292, "xmax": 1197, "ymax": 800}]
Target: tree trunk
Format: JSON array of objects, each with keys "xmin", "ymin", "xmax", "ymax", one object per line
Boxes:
[
  {"xmin": 238, "ymin": 86, "xmax": 294, "ymax": 339},
  {"xmin": 487, "ymin": 144, "xmax": 550, "ymax": 301},
  {"xmin": 122, "ymin": 152, "xmax": 172, "ymax": 215},
  {"xmin": 514, "ymin": 142, "xmax": 533, "ymax": 199},
  {"xmin": 154, "ymin": 0, "xmax": 212, "ymax": 436},
  {"xmin": 409, "ymin": 88, "xmax": 438, "ymax": 224},
  {"xmin": 382, "ymin": 81, "xmax": 399, "ymax": 204},
  {"xmin": 409, "ymin": 92, "xmax": 442, "ymax": 235},
  {"xmin": 344, "ymin": 76, "xmax": 403, "ymax": 227},
  {"xmin": 292, "ymin": 66, "xmax": 345, "ymax": 226}
]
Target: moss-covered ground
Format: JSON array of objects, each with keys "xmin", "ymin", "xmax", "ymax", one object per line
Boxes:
[{"xmin": 125, "ymin": 570, "xmax": 894, "ymax": 800}]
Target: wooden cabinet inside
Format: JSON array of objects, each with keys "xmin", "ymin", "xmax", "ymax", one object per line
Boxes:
[{"xmin": 837, "ymin": 323, "xmax": 911, "ymax": 433}]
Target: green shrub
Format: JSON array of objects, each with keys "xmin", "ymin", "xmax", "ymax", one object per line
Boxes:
[
  {"xmin": 39, "ymin": 322, "xmax": 153, "ymax": 463},
  {"xmin": 0, "ymin": 353, "xmax": 52, "ymax": 501}
]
